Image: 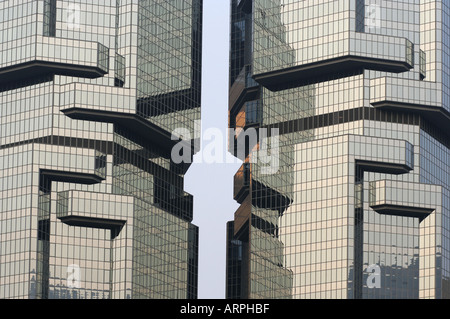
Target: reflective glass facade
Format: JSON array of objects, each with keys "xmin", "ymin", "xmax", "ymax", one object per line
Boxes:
[
  {"xmin": 227, "ymin": 0, "xmax": 450, "ymax": 299},
  {"xmin": 0, "ymin": 0, "xmax": 202, "ymax": 299}
]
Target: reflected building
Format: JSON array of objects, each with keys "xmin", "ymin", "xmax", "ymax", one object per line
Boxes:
[
  {"xmin": 0, "ymin": 0, "xmax": 202, "ymax": 299},
  {"xmin": 227, "ymin": 0, "xmax": 450, "ymax": 299}
]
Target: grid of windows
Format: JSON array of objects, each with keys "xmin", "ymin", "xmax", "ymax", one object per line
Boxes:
[
  {"xmin": 0, "ymin": 0, "xmax": 201, "ymax": 299},
  {"xmin": 252, "ymin": 0, "xmax": 416, "ymax": 79},
  {"xmin": 136, "ymin": 0, "xmax": 202, "ymax": 138},
  {"xmin": 228, "ymin": 0, "xmax": 450, "ymax": 299}
]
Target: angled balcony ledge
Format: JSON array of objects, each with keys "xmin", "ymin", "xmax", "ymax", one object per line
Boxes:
[
  {"xmin": 40, "ymin": 169, "xmax": 105, "ymax": 185},
  {"xmin": 355, "ymin": 160, "xmax": 412, "ymax": 175},
  {"xmin": 232, "ymin": 162, "xmax": 292, "ymax": 214},
  {"xmin": 62, "ymin": 107, "xmax": 188, "ymax": 158},
  {"xmin": 250, "ymin": 214, "xmax": 279, "ymax": 239},
  {"xmin": 252, "ymin": 179, "xmax": 292, "ymax": 216},
  {"xmin": 59, "ymin": 83, "xmax": 136, "ymax": 115},
  {"xmin": 0, "ymin": 35, "xmax": 109, "ymax": 85},
  {"xmin": 36, "ymin": 145, "xmax": 107, "ymax": 186},
  {"xmin": 56, "ymin": 190, "xmax": 133, "ymax": 239},
  {"xmin": 63, "ymin": 107, "xmax": 190, "ymax": 157},
  {"xmin": 370, "ymin": 204, "xmax": 434, "ymax": 221},
  {"xmin": 369, "ymin": 180, "xmax": 441, "ymax": 222},
  {"xmin": 298, "ymin": 135, "xmax": 415, "ymax": 173},
  {"xmin": 348, "ymin": 135, "xmax": 415, "ymax": 173},
  {"xmin": 253, "ymin": 32, "xmax": 414, "ymax": 91},
  {"xmin": 370, "ymin": 77, "xmax": 450, "ymax": 135},
  {"xmin": 370, "ymin": 77, "xmax": 442, "ymax": 108},
  {"xmin": 59, "ymin": 83, "xmax": 194, "ymax": 158},
  {"xmin": 58, "ymin": 215, "xmax": 125, "ymax": 232}
]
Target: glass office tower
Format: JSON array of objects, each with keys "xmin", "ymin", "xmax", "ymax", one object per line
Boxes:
[
  {"xmin": 227, "ymin": 0, "xmax": 450, "ymax": 299},
  {"xmin": 0, "ymin": 0, "xmax": 202, "ymax": 299}
]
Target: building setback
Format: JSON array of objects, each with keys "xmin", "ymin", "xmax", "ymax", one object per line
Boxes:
[
  {"xmin": 227, "ymin": 0, "xmax": 450, "ymax": 299},
  {"xmin": 0, "ymin": 0, "xmax": 202, "ymax": 299}
]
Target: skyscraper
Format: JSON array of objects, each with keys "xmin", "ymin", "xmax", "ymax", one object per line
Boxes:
[
  {"xmin": 227, "ymin": 0, "xmax": 450, "ymax": 299},
  {"xmin": 0, "ymin": 0, "xmax": 202, "ymax": 299}
]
